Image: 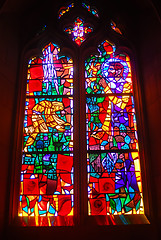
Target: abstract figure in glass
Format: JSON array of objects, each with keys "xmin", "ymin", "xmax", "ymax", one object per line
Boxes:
[
  {"xmin": 85, "ymin": 40, "xmax": 144, "ymax": 215},
  {"xmin": 19, "ymin": 43, "xmax": 74, "ymax": 221},
  {"xmin": 24, "ymin": 100, "xmax": 71, "ymax": 151}
]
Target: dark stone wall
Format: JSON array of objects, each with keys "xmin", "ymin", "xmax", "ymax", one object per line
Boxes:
[{"xmin": 0, "ymin": 12, "xmax": 19, "ymax": 233}]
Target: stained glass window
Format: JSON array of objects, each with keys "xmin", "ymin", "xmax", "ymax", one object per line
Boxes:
[
  {"xmin": 111, "ymin": 20, "xmax": 122, "ymax": 35},
  {"xmin": 58, "ymin": 3, "xmax": 74, "ymax": 19},
  {"xmin": 18, "ymin": 42, "xmax": 74, "ymax": 220},
  {"xmin": 17, "ymin": 2, "xmax": 147, "ymax": 225},
  {"xmin": 82, "ymin": 2, "xmax": 99, "ymax": 17},
  {"xmin": 85, "ymin": 40, "xmax": 144, "ymax": 215},
  {"xmin": 64, "ymin": 17, "xmax": 93, "ymax": 46}
]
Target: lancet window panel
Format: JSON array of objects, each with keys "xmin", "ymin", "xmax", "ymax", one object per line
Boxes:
[
  {"xmin": 18, "ymin": 42, "xmax": 74, "ymax": 218},
  {"xmin": 85, "ymin": 40, "xmax": 144, "ymax": 216}
]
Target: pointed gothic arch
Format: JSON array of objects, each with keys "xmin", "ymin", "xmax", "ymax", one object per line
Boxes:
[{"xmin": 10, "ymin": 1, "xmax": 150, "ymax": 227}]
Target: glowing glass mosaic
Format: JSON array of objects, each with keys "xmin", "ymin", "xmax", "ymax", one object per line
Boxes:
[
  {"xmin": 64, "ymin": 17, "xmax": 93, "ymax": 46},
  {"xmin": 58, "ymin": 3, "xmax": 74, "ymax": 19},
  {"xmin": 82, "ymin": 2, "xmax": 99, "ymax": 17},
  {"xmin": 85, "ymin": 40, "xmax": 144, "ymax": 215},
  {"xmin": 18, "ymin": 42, "xmax": 74, "ymax": 218},
  {"xmin": 111, "ymin": 20, "xmax": 122, "ymax": 35}
]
